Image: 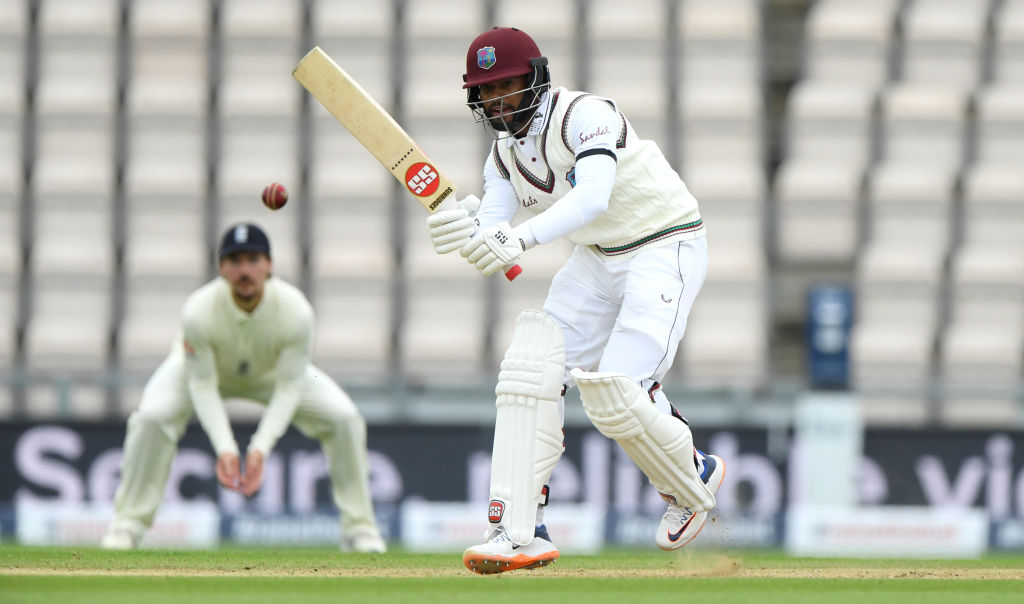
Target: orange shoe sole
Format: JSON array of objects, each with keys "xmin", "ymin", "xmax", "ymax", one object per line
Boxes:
[{"xmin": 463, "ymin": 550, "xmax": 559, "ymax": 575}]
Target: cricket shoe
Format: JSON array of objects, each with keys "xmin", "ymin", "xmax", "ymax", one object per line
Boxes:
[
  {"xmin": 341, "ymin": 531, "xmax": 387, "ymax": 554},
  {"xmin": 100, "ymin": 519, "xmax": 145, "ymax": 550},
  {"xmin": 655, "ymin": 453, "xmax": 726, "ymax": 551},
  {"xmin": 462, "ymin": 525, "xmax": 559, "ymax": 574}
]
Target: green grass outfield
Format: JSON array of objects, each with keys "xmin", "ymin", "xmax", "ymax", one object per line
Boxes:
[{"xmin": 1, "ymin": 545, "xmax": 1022, "ymax": 604}]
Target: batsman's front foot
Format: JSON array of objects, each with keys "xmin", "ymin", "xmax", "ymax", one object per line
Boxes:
[
  {"xmin": 100, "ymin": 520, "xmax": 144, "ymax": 550},
  {"xmin": 463, "ymin": 525, "xmax": 558, "ymax": 574},
  {"xmin": 656, "ymin": 453, "xmax": 725, "ymax": 551}
]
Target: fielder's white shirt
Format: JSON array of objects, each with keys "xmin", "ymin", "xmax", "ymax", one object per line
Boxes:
[{"xmin": 178, "ymin": 276, "xmax": 313, "ymax": 457}]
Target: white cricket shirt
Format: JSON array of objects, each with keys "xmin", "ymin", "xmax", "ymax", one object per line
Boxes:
[{"xmin": 178, "ymin": 276, "xmax": 313, "ymax": 457}]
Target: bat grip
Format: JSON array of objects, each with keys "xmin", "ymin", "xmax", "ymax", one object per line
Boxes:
[{"xmin": 504, "ymin": 264, "xmax": 523, "ymax": 281}]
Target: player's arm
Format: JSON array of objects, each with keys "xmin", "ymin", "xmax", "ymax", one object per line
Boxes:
[
  {"xmin": 510, "ymin": 99, "xmax": 618, "ymax": 246},
  {"xmin": 461, "ymin": 100, "xmax": 618, "ymax": 275},
  {"xmin": 183, "ymin": 318, "xmax": 238, "ymax": 458},
  {"xmin": 247, "ymin": 309, "xmax": 312, "ymax": 458},
  {"xmin": 182, "ymin": 315, "xmax": 244, "ymax": 491}
]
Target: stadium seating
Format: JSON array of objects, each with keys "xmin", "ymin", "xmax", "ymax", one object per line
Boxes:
[{"xmin": 2, "ymin": 0, "xmax": 1021, "ymax": 426}]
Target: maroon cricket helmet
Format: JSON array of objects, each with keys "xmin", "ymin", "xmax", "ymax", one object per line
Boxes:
[{"xmin": 463, "ymin": 27, "xmax": 545, "ymax": 89}]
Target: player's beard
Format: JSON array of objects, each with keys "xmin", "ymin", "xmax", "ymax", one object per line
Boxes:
[{"xmin": 232, "ymin": 277, "xmax": 262, "ymax": 303}]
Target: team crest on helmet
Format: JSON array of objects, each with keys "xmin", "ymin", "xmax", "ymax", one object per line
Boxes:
[{"xmin": 477, "ymin": 46, "xmax": 497, "ymax": 70}]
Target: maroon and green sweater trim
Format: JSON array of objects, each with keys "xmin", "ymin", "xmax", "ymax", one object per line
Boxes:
[{"xmin": 594, "ymin": 219, "xmax": 704, "ymax": 256}]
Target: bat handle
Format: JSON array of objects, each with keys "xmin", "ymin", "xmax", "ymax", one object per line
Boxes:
[{"xmin": 504, "ymin": 264, "xmax": 523, "ymax": 281}]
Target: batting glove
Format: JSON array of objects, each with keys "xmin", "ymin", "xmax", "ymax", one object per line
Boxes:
[
  {"xmin": 460, "ymin": 221, "xmax": 525, "ymax": 276},
  {"xmin": 426, "ymin": 204, "xmax": 476, "ymax": 254}
]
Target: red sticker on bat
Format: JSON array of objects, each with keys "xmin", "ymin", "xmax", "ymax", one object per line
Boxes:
[{"xmin": 405, "ymin": 162, "xmax": 440, "ymax": 197}]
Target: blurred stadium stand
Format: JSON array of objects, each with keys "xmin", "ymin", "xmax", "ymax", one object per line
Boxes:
[{"xmin": 1, "ymin": 0, "xmax": 1021, "ymax": 427}]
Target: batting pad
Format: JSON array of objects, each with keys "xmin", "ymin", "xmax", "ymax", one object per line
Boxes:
[
  {"xmin": 490, "ymin": 310, "xmax": 566, "ymax": 545},
  {"xmin": 573, "ymin": 369, "xmax": 716, "ymax": 513}
]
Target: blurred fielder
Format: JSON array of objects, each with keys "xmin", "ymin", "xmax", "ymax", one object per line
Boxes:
[
  {"xmin": 102, "ymin": 223, "xmax": 386, "ymax": 553},
  {"xmin": 427, "ymin": 27, "xmax": 725, "ymax": 573}
]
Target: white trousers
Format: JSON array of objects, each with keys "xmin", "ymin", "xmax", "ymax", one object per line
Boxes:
[
  {"xmin": 543, "ymin": 237, "xmax": 708, "ymax": 401},
  {"xmin": 110, "ymin": 358, "xmax": 380, "ymax": 538}
]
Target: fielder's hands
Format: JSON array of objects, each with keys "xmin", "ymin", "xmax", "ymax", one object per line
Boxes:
[
  {"xmin": 216, "ymin": 450, "xmax": 264, "ymax": 496},
  {"xmin": 216, "ymin": 452, "xmax": 243, "ymax": 492},
  {"xmin": 241, "ymin": 450, "xmax": 264, "ymax": 496},
  {"xmin": 426, "ymin": 196, "xmax": 479, "ymax": 254},
  {"xmin": 461, "ymin": 222, "xmax": 525, "ymax": 276}
]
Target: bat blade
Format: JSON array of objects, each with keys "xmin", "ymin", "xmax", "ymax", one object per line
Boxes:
[
  {"xmin": 292, "ymin": 46, "xmax": 456, "ymax": 212},
  {"xmin": 292, "ymin": 46, "xmax": 520, "ymax": 280}
]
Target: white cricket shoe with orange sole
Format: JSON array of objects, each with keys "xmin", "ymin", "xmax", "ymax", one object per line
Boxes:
[{"xmin": 462, "ymin": 525, "xmax": 559, "ymax": 574}]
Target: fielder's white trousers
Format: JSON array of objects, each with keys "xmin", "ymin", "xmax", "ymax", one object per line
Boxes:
[
  {"xmin": 542, "ymin": 236, "xmax": 708, "ymax": 399},
  {"xmin": 110, "ymin": 359, "xmax": 379, "ymax": 538}
]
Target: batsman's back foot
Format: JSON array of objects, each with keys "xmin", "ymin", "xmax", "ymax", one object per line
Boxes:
[
  {"xmin": 462, "ymin": 526, "xmax": 559, "ymax": 575},
  {"xmin": 655, "ymin": 453, "xmax": 726, "ymax": 551}
]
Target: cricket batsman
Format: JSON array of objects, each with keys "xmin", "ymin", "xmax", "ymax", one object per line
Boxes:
[{"xmin": 426, "ymin": 27, "xmax": 726, "ymax": 574}]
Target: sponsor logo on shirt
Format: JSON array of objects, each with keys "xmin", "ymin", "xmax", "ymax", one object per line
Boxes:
[{"xmin": 579, "ymin": 126, "xmax": 610, "ymax": 145}]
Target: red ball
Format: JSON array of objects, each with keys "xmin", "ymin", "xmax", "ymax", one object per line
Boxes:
[{"xmin": 261, "ymin": 182, "xmax": 288, "ymax": 210}]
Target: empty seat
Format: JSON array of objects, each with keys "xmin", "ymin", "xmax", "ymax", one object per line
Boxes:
[
  {"xmin": 38, "ymin": 0, "xmax": 118, "ymax": 37},
  {"xmin": 680, "ymin": 0, "xmax": 763, "ymax": 87},
  {"xmin": 677, "ymin": 248, "xmax": 770, "ymax": 390},
  {"xmin": 220, "ymin": 50, "xmax": 302, "ymax": 119},
  {"xmin": 23, "ymin": 275, "xmax": 112, "ymax": 374},
  {"xmin": 681, "ymin": 83, "xmax": 765, "ymax": 165},
  {"xmin": 588, "ymin": 0, "xmax": 668, "ymax": 124},
  {"xmin": 900, "ymin": 0, "xmax": 990, "ymax": 89},
  {"xmin": 992, "ymin": 0, "xmax": 1024, "ymax": 82},
  {"xmin": 35, "ymin": 41, "xmax": 117, "ymax": 118},
  {"xmin": 123, "ymin": 209, "xmax": 209, "ymax": 284},
  {"xmin": 312, "ymin": 0, "xmax": 391, "ymax": 39},
  {"xmin": 773, "ymin": 158, "xmax": 863, "ymax": 265},
  {"xmin": 30, "ymin": 206, "xmax": 114, "ymax": 278},
  {"xmin": 312, "ymin": 279, "xmax": 391, "ymax": 383},
  {"xmin": 973, "ymin": 82, "xmax": 1024, "ymax": 163},
  {"xmin": 118, "ymin": 286, "xmax": 193, "ymax": 374},
  {"xmin": 308, "ymin": 103, "xmax": 392, "ymax": 210},
  {"xmin": 401, "ymin": 278, "xmax": 487, "ymax": 385},
  {"xmin": 784, "ymin": 79, "xmax": 878, "ymax": 166},
  {"xmin": 221, "ymin": 0, "xmax": 302, "ymax": 39},
  {"xmin": 865, "ymin": 161, "xmax": 956, "ymax": 249},
  {"xmin": 849, "ymin": 241, "xmax": 943, "ymax": 394},
  {"xmin": 877, "ymin": 81, "xmax": 969, "ymax": 168},
  {"xmin": 683, "ymin": 160, "xmax": 766, "ymax": 246},
  {"xmin": 310, "ymin": 204, "xmax": 391, "ymax": 281},
  {"xmin": 948, "ymin": 245, "xmax": 1024, "ymax": 329},
  {"xmin": 124, "ymin": 119, "xmax": 207, "ymax": 199},
  {"xmin": 127, "ymin": 42, "xmax": 208, "ymax": 119},
  {"xmin": 802, "ymin": 0, "xmax": 900, "ymax": 85},
  {"xmin": 130, "ymin": 0, "xmax": 210, "ymax": 43},
  {"xmin": 404, "ymin": 49, "xmax": 473, "ymax": 120},
  {"xmin": 960, "ymin": 161, "xmax": 1024, "ymax": 247},
  {"xmin": 406, "ymin": 0, "xmax": 485, "ymax": 46}
]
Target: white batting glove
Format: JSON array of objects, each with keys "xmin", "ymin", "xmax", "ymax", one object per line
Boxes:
[
  {"xmin": 426, "ymin": 206, "xmax": 476, "ymax": 254},
  {"xmin": 460, "ymin": 221, "xmax": 525, "ymax": 276}
]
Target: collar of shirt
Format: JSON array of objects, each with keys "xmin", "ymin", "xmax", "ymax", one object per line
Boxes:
[{"xmin": 504, "ymin": 91, "xmax": 553, "ymax": 148}]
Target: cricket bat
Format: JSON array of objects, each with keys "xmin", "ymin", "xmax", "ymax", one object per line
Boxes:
[{"xmin": 292, "ymin": 46, "xmax": 521, "ymax": 281}]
